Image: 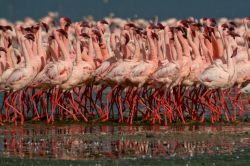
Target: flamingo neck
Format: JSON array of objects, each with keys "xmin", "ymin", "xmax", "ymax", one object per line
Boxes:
[
  {"xmin": 148, "ymin": 37, "xmax": 158, "ymax": 63},
  {"xmin": 243, "ymin": 22, "xmax": 250, "ymax": 61},
  {"xmin": 76, "ymin": 38, "xmax": 82, "ymax": 64},
  {"xmin": 134, "ymin": 39, "xmax": 141, "ymax": 61},
  {"xmin": 21, "ymin": 40, "xmax": 31, "ymax": 67}
]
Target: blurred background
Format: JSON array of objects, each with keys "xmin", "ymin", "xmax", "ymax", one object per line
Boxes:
[{"xmin": 0, "ymin": 0, "xmax": 248, "ymax": 21}]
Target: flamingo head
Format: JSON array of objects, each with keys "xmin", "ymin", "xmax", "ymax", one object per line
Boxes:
[
  {"xmin": 60, "ymin": 17, "xmax": 72, "ymax": 31},
  {"xmin": 24, "ymin": 33, "xmax": 35, "ymax": 42},
  {"xmin": 56, "ymin": 29, "xmax": 68, "ymax": 39},
  {"xmin": 0, "ymin": 47, "xmax": 7, "ymax": 54}
]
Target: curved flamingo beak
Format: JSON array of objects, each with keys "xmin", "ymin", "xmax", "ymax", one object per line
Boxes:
[
  {"xmin": 80, "ymin": 21, "xmax": 91, "ymax": 28},
  {"xmin": 16, "ymin": 55, "xmax": 21, "ymax": 64},
  {"xmin": 125, "ymin": 33, "xmax": 130, "ymax": 45},
  {"xmin": 63, "ymin": 17, "xmax": 72, "ymax": 24},
  {"xmin": 7, "ymin": 37, "xmax": 12, "ymax": 48},
  {"xmin": 41, "ymin": 22, "xmax": 49, "ymax": 32},
  {"xmin": 24, "ymin": 33, "xmax": 35, "ymax": 42},
  {"xmin": 0, "ymin": 25, "xmax": 12, "ymax": 32},
  {"xmin": 228, "ymin": 31, "xmax": 240, "ymax": 39},
  {"xmin": 4, "ymin": 25, "xmax": 13, "ymax": 31},
  {"xmin": 31, "ymin": 24, "xmax": 40, "ymax": 33},
  {"xmin": 92, "ymin": 29, "xmax": 102, "ymax": 37},
  {"xmin": 23, "ymin": 27, "xmax": 33, "ymax": 33},
  {"xmin": 0, "ymin": 47, "xmax": 7, "ymax": 53},
  {"xmin": 231, "ymin": 47, "xmax": 238, "ymax": 58},
  {"xmin": 61, "ymin": 17, "xmax": 72, "ymax": 26},
  {"xmin": 60, "ymin": 17, "xmax": 72, "ymax": 30},
  {"xmin": 100, "ymin": 19, "xmax": 109, "ymax": 25},
  {"xmin": 80, "ymin": 33, "xmax": 90, "ymax": 38},
  {"xmin": 48, "ymin": 35, "xmax": 55, "ymax": 41},
  {"xmin": 56, "ymin": 29, "xmax": 68, "ymax": 38},
  {"xmin": 151, "ymin": 32, "xmax": 159, "ymax": 40},
  {"xmin": 125, "ymin": 23, "xmax": 137, "ymax": 29},
  {"xmin": 157, "ymin": 23, "xmax": 165, "ymax": 30},
  {"xmin": 229, "ymin": 21, "xmax": 237, "ymax": 27}
]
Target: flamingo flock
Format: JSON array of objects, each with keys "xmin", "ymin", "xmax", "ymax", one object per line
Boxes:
[{"xmin": 1, "ymin": 14, "xmax": 250, "ymax": 125}]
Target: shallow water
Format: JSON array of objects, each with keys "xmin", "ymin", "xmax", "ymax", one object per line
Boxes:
[{"xmin": 0, "ymin": 123, "xmax": 250, "ymax": 165}]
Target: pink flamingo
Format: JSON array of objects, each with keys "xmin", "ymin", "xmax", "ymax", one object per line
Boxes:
[
  {"xmin": 199, "ymin": 32, "xmax": 238, "ymax": 89},
  {"xmin": 126, "ymin": 27, "xmax": 158, "ymax": 88}
]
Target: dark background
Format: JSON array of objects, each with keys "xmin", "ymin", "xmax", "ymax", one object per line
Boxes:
[{"xmin": 0, "ymin": 0, "xmax": 248, "ymax": 21}]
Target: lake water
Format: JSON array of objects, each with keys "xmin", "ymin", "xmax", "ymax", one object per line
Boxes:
[
  {"xmin": 0, "ymin": 0, "xmax": 250, "ymax": 22},
  {"xmin": 0, "ymin": 123, "xmax": 250, "ymax": 165}
]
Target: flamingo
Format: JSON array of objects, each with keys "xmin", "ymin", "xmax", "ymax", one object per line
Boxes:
[
  {"xmin": 60, "ymin": 23, "xmax": 95, "ymax": 91},
  {"xmin": 235, "ymin": 18, "xmax": 250, "ymax": 87},
  {"xmin": 1, "ymin": 14, "xmax": 250, "ymax": 125},
  {"xmin": 5, "ymin": 34, "xmax": 37, "ymax": 91},
  {"xmin": 182, "ymin": 27, "xmax": 204, "ymax": 87},
  {"xmin": 151, "ymin": 26, "xmax": 181, "ymax": 89},
  {"xmin": 103, "ymin": 30, "xmax": 140, "ymax": 87},
  {"xmin": 126, "ymin": 27, "xmax": 158, "ymax": 88},
  {"xmin": 199, "ymin": 31, "xmax": 238, "ymax": 89},
  {"xmin": 34, "ymin": 29, "xmax": 73, "ymax": 86}
]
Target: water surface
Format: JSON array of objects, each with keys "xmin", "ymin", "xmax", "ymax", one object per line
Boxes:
[{"xmin": 0, "ymin": 123, "xmax": 250, "ymax": 165}]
